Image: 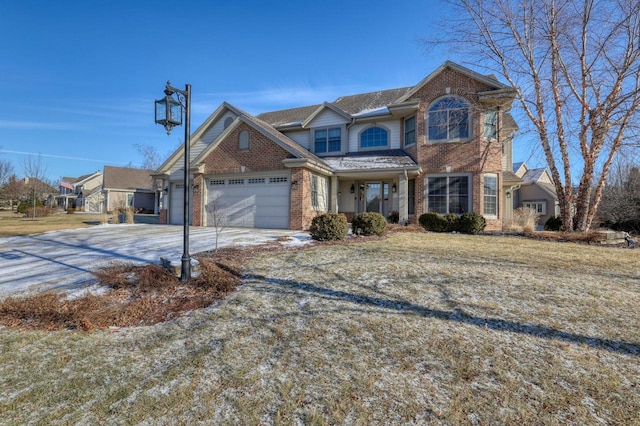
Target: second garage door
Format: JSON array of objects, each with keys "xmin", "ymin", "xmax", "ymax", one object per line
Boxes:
[{"xmin": 205, "ymin": 175, "xmax": 290, "ymax": 229}]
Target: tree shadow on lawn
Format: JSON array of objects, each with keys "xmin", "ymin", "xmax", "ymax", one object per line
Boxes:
[{"xmin": 246, "ymin": 274, "xmax": 640, "ymax": 357}]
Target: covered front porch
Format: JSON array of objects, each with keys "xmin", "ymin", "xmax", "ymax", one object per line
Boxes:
[{"xmin": 321, "ymin": 150, "xmax": 422, "ymax": 224}]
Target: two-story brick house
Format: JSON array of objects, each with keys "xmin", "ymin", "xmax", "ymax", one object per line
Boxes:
[{"xmin": 154, "ymin": 61, "xmax": 518, "ymax": 231}]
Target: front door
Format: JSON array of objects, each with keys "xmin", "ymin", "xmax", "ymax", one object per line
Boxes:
[
  {"xmin": 365, "ymin": 183, "xmax": 381, "ymax": 213},
  {"xmin": 364, "ymin": 182, "xmax": 390, "ymax": 216}
]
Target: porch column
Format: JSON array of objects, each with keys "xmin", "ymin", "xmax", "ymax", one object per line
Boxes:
[
  {"xmin": 330, "ymin": 176, "xmax": 339, "ymax": 213},
  {"xmin": 398, "ymin": 173, "xmax": 408, "ymax": 224}
]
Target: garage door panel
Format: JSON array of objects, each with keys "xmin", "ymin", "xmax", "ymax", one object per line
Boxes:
[{"xmin": 206, "ymin": 177, "xmax": 289, "ymax": 229}]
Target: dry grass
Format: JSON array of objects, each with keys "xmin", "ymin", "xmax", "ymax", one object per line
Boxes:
[
  {"xmin": 504, "ymin": 207, "xmax": 540, "ymax": 232},
  {"xmin": 0, "ymin": 232, "xmax": 639, "ymax": 425},
  {"xmin": 0, "ymin": 248, "xmax": 249, "ymax": 331},
  {"xmin": 0, "ymin": 209, "xmax": 97, "ymax": 237}
]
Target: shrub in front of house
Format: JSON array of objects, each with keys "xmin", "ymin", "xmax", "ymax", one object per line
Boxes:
[
  {"xmin": 443, "ymin": 213, "xmax": 461, "ymax": 232},
  {"xmin": 418, "ymin": 212, "xmax": 448, "ymax": 232},
  {"xmin": 309, "ymin": 213, "xmax": 348, "ymax": 241},
  {"xmin": 458, "ymin": 212, "xmax": 487, "ymax": 234},
  {"xmin": 544, "ymin": 215, "xmax": 563, "ymax": 231},
  {"xmin": 387, "ymin": 210, "xmax": 399, "ymax": 224},
  {"xmin": 419, "ymin": 211, "xmax": 486, "ymax": 234},
  {"xmin": 352, "ymin": 212, "xmax": 388, "ymax": 236}
]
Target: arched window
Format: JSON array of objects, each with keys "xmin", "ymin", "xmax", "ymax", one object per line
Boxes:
[
  {"xmin": 428, "ymin": 97, "xmax": 470, "ymax": 141},
  {"xmin": 239, "ymin": 130, "xmax": 250, "ymax": 150},
  {"xmin": 360, "ymin": 126, "xmax": 388, "ymax": 149},
  {"xmin": 223, "ymin": 116, "xmax": 234, "ymax": 129}
]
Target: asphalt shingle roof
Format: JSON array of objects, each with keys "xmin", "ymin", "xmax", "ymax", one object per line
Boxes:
[{"xmin": 103, "ymin": 166, "xmax": 154, "ymax": 190}]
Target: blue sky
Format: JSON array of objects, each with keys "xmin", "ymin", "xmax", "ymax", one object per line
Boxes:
[{"xmin": 0, "ymin": 0, "xmax": 538, "ymax": 182}]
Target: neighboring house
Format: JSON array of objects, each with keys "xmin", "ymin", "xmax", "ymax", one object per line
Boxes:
[
  {"xmin": 4, "ymin": 177, "xmax": 58, "ymax": 207},
  {"xmin": 57, "ymin": 171, "xmax": 103, "ymax": 210},
  {"xmin": 58, "ymin": 167, "xmax": 156, "ymax": 213},
  {"xmin": 154, "ymin": 61, "xmax": 519, "ymax": 230},
  {"xmin": 101, "ymin": 166, "xmax": 156, "ymax": 213},
  {"xmin": 512, "ymin": 162, "xmax": 560, "ymax": 227}
]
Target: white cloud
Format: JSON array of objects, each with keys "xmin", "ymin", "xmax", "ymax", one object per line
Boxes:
[{"xmin": 0, "ymin": 120, "xmax": 74, "ymax": 130}]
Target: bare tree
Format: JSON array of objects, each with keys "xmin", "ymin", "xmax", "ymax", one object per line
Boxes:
[
  {"xmin": 436, "ymin": 0, "xmax": 640, "ymax": 231},
  {"xmin": 598, "ymin": 154, "xmax": 640, "ymax": 228},
  {"xmin": 206, "ymin": 196, "xmax": 228, "ymax": 253},
  {"xmin": 0, "ymin": 158, "xmax": 14, "ymax": 186},
  {"xmin": 22, "ymin": 154, "xmax": 51, "ymax": 218},
  {"xmin": 135, "ymin": 144, "xmax": 163, "ymax": 170}
]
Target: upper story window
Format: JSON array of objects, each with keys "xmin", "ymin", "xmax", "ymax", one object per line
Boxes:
[
  {"xmin": 404, "ymin": 116, "xmax": 416, "ymax": 146},
  {"xmin": 484, "ymin": 109, "xmax": 497, "ymax": 140},
  {"xmin": 239, "ymin": 130, "xmax": 250, "ymax": 150},
  {"xmin": 360, "ymin": 126, "xmax": 388, "ymax": 149},
  {"xmin": 223, "ymin": 116, "xmax": 234, "ymax": 129},
  {"xmin": 314, "ymin": 127, "xmax": 341, "ymax": 154},
  {"xmin": 428, "ymin": 97, "xmax": 470, "ymax": 142}
]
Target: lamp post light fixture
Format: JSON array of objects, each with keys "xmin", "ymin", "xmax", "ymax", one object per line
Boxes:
[{"xmin": 155, "ymin": 81, "xmax": 192, "ymax": 281}]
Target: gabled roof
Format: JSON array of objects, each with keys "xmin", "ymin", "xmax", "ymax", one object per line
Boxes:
[
  {"xmin": 66, "ymin": 171, "xmax": 102, "ymax": 186},
  {"xmin": 191, "ymin": 103, "xmax": 328, "ymax": 168},
  {"xmin": 103, "ymin": 166, "xmax": 154, "ymax": 191},
  {"xmin": 301, "ymin": 102, "xmax": 351, "ymax": 127},
  {"xmin": 502, "ymin": 171, "xmax": 523, "ymax": 185},
  {"xmin": 521, "ymin": 168, "xmax": 550, "ymax": 185},
  {"xmin": 513, "ymin": 162, "xmax": 525, "ymax": 173},
  {"xmin": 333, "ymin": 87, "xmax": 413, "ymax": 115},
  {"xmin": 395, "ymin": 60, "xmax": 515, "ymax": 104},
  {"xmin": 256, "ymin": 87, "xmax": 413, "ymax": 128},
  {"xmin": 256, "ymin": 104, "xmax": 322, "ymax": 127}
]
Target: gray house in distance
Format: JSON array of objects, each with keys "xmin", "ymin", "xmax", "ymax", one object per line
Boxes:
[{"xmin": 513, "ymin": 162, "xmax": 560, "ymax": 227}]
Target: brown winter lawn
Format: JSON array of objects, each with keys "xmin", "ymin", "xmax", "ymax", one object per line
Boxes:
[
  {"xmin": 1, "ymin": 232, "xmax": 639, "ymax": 425},
  {"xmin": 0, "ymin": 209, "xmax": 94, "ymax": 237}
]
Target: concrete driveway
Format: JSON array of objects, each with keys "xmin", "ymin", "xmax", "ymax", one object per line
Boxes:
[{"xmin": 0, "ymin": 224, "xmax": 310, "ymax": 297}]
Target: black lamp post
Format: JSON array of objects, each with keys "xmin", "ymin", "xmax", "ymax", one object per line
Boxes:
[{"xmin": 155, "ymin": 81, "xmax": 192, "ymax": 281}]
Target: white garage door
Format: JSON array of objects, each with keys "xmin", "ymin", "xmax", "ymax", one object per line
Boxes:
[
  {"xmin": 169, "ymin": 183, "xmax": 193, "ymax": 225},
  {"xmin": 206, "ymin": 175, "xmax": 290, "ymax": 229}
]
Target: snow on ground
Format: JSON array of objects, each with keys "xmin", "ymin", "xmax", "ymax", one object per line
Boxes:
[{"xmin": 0, "ymin": 224, "xmax": 310, "ymax": 297}]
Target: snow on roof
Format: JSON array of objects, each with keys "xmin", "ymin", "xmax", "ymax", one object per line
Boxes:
[
  {"xmin": 352, "ymin": 106, "xmax": 390, "ymax": 117},
  {"xmin": 322, "ymin": 150, "xmax": 418, "ymax": 171},
  {"xmin": 522, "ymin": 168, "xmax": 546, "ymax": 184}
]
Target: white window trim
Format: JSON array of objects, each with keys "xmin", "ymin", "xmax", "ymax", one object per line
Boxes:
[
  {"xmin": 483, "ymin": 109, "xmax": 498, "ymax": 142},
  {"xmin": 239, "ymin": 130, "xmax": 250, "ymax": 151},
  {"xmin": 424, "ymin": 173, "xmax": 473, "ymax": 215},
  {"xmin": 483, "ymin": 173, "xmax": 498, "ymax": 218},
  {"xmin": 426, "ymin": 96, "xmax": 472, "ymax": 144},
  {"xmin": 404, "ymin": 115, "xmax": 416, "ymax": 147},
  {"xmin": 312, "ymin": 126, "xmax": 343, "ymax": 155},
  {"xmin": 523, "ymin": 201, "xmax": 546, "ymax": 215},
  {"xmin": 358, "ymin": 124, "xmax": 391, "ymax": 151}
]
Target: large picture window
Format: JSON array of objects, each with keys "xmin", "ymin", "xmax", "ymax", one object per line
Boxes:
[
  {"xmin": 428, "ymin": 97, "xmax": 470, "ymax": 142},
  {"xmin": 427, "ymin": 175, "xmax": 470, "ymax": 214},
  {"xmin": 483, "ymin": 175, "xmax": 498, "ymax": 216},
  {"xmin": 314, "ymin": 127, "xmax": 341, "ymax": 154},
  {"xmin": 360, "ymin": 126, "xmax": 388, "ymax": 148}
]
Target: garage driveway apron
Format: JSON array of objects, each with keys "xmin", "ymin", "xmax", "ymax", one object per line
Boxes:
[{"xmin": 0, "ymin": 224, "xmax": 308, "ymax": 297}]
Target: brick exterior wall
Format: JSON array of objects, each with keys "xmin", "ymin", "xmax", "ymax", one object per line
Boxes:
[
  {"xmin": 192, "ymin": 174, "xmax": 204, "ymax": 226},
  {"xmin": 200, "ymin": 124, "xmax": 292, "ymax": 174},
  {"xmin": 289, "ymin": 168, "xmax": 325, "ymax": 230},
  {"xmin": 412, "ymin": 68, "xmax": 505, "ymax": 231},
  {"xmin": 159, "ymin": 209, "xmax": 167, "ymax": 224}
]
